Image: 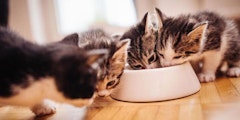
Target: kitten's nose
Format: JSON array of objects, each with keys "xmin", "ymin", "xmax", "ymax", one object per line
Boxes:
[{"xmin": 98, "ymin": 90, "xmax": 110, "ymax": 97}]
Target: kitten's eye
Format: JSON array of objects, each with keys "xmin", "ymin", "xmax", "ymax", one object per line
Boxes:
[
  {"xmin": 185, "ymin": 51, "xmax": 197, "ymax": 55},
  {"xmin": 107, "ymin": 80, "xmax": 115, "ymax": 87},
  {"xmin": 173, "ymin": 55, "xmax": 182, "ymax": 59},
  {"xmin": 158, "ymin": 53, "xmax": 164, "ymax": 58},
  {"xmin": 132, "ymin": 65, "xmax": 143, "ymax": 69},
  {"xmin": 148, "ymin": 54, "xmax": 156, "ymax": 64}
]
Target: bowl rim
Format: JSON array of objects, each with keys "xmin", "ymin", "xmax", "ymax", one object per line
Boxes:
[
  {"xmin": 124, "ymin": 62, "xmax": 189, "ymax": 73},
  {"xmin": 112, "ymin": 61, "xmax": 200, "ymax": 102}
]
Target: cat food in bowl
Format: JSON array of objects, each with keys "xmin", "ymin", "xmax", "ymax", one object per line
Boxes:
[{"xmin": 110, "ymin": 62, "xmax": 200, "ymax": 102}]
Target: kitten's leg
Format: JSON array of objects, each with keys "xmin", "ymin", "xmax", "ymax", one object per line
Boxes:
[
  {"xmin": 227, "ymin": 67, "xmax": 240, "ymax": 77},
  {"xmin": 198, "ymin": 51, "xmax": 222, "ymax": 82},
  {"xmin": 190, "ymin": 59, "xmax": 202, "ymax": 74},
  {"xmin": 227, "ymin": 61, "xmax": 240, "ymax": 77},
  {"xmin": 219, "ymin": 61, "xmax": 229, "ymax": 73},
  {"xmin": 31, "ymin": 99, "xmax": 56, "ymax": 117}
]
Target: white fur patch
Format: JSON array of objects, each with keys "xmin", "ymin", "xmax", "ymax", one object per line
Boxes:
[
  {"xmin": 198, "ymin": 72, "xmax": 216, "ymax": 82},
  {"xmin": 199, "ymin": 51, "xmax": 222, "ymax": 82},
  {"xmin": 45, "ymin": 103, "xmax": 87, "ymax": 120},
  {"xmin": 162, "ymin": 38, "xmax": 175, "ymax": 66},
  {"xmin": 33, "ymin": 99, "xmax": 88, "ymax": 119},
  {"xmin": 31, "ymin": 99, "xmax": 57, "ymax": 116},
  {"xmin": 165, "ymin": 38, "xmax": 175, "ymax": 60},
  {"xmin": 227, "ymin": 67, "xmax": 240, "ymax": 77}
]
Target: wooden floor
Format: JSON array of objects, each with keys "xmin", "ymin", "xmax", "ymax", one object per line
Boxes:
[{"xmin": 1, "ymin": 77, "xmax": 240, "ymax": 120}]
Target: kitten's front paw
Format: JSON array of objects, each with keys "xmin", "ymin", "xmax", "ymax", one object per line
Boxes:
[
  {"xmin": 31, "ymin": 99, "xmax": 56, "ymax": 117},
  {"xmin": 227, "ymin": 67, "xmax": 240, "ymax": 77},
  {"xmin": 198, "ymin": 73, "xmax": 216, "ymax": 82}
]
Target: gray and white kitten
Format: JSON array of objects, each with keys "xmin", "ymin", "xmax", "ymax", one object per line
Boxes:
[
  {"xmin": 120, "ymin": 12, "xmax": 159, "ymax": 70},
  {"xmin": 60, "ymin": 29, "xmax": 130, "ymax": 97},
  {"xmin": 155, "ymin": 8, "xmax": 240, "ymax": 82}
]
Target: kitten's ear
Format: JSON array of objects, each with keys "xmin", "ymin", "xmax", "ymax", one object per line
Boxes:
[
  {"xmin": 187, "ymin": 22, "xmax": 208, "ymax": 52},
  {"xmin": 187, "ymin": 22, "xmax": 208, "ymax": 42},
  {"xmin": 140, "ymin": 12, "xmax": 148, "ymax": 27},
  {"xmin": 59, "ymin": 33, "xmax": 79, "ymax": 46},
  {"xmin": 112, "ymin": 39, "xmax": 130, "ymax": 62},
  {"xmin": 86, "ymin": 49, "xmax": 108, "ymax": 69},
  {"xmin": 154, "ymin": 8, "xmax": 167, "ymax": 30},
  {"xmin": 111, "ymin": 33, "xmax": 123, "ymax": 40},
  {"xmin": 140, "ymin": 12, "xmax": 153, "ymax": 34}
]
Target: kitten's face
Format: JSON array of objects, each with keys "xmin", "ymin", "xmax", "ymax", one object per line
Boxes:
[
  {"xmin": 121, "ymin": 13, "xmax": 159, "ymax": 70},
  {"xmin": 156, "ymin": 34, "xmax": 199, "ymax": 67},
  {"xmin": 60, "ymin": 30, "xmax": 130, "ymax": 97},
  {"xmin": 155, "ymin": 8, "xmax": 207, "ymax": 67},
  {"xmin": 95, "ymin": 40, "xmax": 129, "ymax": 97}
]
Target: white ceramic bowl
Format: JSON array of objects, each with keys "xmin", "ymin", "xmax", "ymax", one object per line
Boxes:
[{"xmin": 110, "ymin": 62, "xmax": 200, "ymax": 102}]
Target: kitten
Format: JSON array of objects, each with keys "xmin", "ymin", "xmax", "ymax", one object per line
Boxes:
[
  {"xmin": 154, "ymin": 8, "xmax": 240, "ymax": 82},
  {"xmin": 60, "ymin": 29, "xmax": 130, "ymax": 97},
  {"xmin": 0, "ymin": 27, "xmax": 107, "ymax": 116},
  {"xmin": 120, "ymin": 12, "xmax": 159, "ymax": 70}
]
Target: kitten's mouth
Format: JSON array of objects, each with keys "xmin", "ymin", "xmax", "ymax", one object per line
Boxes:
[{"xmin": 97, "ymin": 90, "xmax": 110, "ymax": 97}]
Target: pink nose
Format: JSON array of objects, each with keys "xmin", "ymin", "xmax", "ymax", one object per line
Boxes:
[{"xmin": 98, "ymin": 90, "xmax": 110, "ymax": 97}]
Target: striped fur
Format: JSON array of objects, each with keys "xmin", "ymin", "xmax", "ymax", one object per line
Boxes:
[
  {"xmin": 121, "ymin": 13, "xmax": 159, "ymax": 70},
  {"xmin": 155, "ymin": 8, "xmax": 240, "ymax": 82},
  {"xmin": 61, "ymin": 29, "xmax": 130, "ymax": 97}
]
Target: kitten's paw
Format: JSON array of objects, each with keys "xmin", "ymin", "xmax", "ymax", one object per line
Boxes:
[
  {"xmin": 31, "ymin": 99, "xmax": 56, "ymax": 117},
  {"xmin": 227, "ymin": 67, "xmax": 240, "ymax": 77},
  {"xmin": 198, "ymin": 73, "xmax": 216, "ymax": 82}
]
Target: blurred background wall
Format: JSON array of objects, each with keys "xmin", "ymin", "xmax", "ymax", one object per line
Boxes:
[{"xmin": 8, "ymin": 0, "xmax": 240, "ymax": 44}]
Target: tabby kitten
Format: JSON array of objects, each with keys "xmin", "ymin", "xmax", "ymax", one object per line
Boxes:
[
  {"xmin": 154, "ymin": 8, "xmax": 240, "ymax": 82},
  {"xmin": 120, "ymin": 12, "xmax": 159, "ymax": 70},
  {"xmin": 0, "ymin": 27, "xmax": 107, "ymax": 116},
  {"xmin": 60, "ymin": 29, "xmax": 130, "ymax": 97}
]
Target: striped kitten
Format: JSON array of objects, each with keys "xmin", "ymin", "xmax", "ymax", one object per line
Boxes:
[
  {"xmin": 60, "ymin": 29, "xmax": 130, "ymax": 97},
  {"xmin": 0, "ymin": 27, "xmax": 107, "ymax": 116},
  {"xmin": 155, "ymin": 8, "xmax": 240, "ymax": 82},
  {"xmin": 120, "ymin": 12, "xmax": 159, "ymax": 70}
]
